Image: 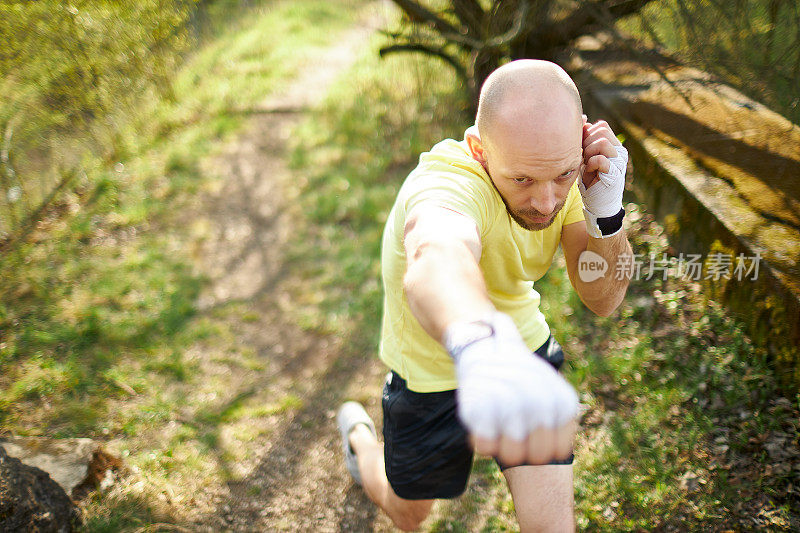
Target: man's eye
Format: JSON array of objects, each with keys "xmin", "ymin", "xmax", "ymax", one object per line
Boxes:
[
  {"xmin": 558, "ymin": 170, "xmax": 574, "ymax": 180},
  {"xmin": 513, "ymin": 177, "xmax": 529, "ymax": 183}
]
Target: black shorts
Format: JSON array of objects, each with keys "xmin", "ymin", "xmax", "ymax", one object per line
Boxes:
[{"xmin": 381, "ymin": 335, "xmax": 573, "ymax": 500}]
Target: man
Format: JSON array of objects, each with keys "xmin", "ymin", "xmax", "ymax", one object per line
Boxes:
[{"xmin": 337, "ymin": 59, "xmax": 632, "ymax": 531}]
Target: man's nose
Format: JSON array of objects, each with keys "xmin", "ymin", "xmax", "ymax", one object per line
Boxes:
[{"xmin": 530, "ymin": 182, "xmax": 557, "ymax": 215}]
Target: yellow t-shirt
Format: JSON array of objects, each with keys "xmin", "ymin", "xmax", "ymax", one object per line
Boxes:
[{"xmin": 379, "ymin": 127, "xmax": 585, "ymax": 392}]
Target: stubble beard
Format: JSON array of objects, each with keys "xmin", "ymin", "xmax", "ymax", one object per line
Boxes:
[{"xmin": 504, "ymin": 199, "xmax": 565, "ymax": 231}]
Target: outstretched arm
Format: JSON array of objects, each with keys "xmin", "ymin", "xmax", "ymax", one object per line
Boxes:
[
  {"xmin": 402, "ymin": 205, "xmax": 493, "ymax": 342},
  {"xmin": 403, "ymin": 205, "xmax": 578, "ymax": 467}
]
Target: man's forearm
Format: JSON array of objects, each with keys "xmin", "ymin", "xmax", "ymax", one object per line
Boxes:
[
  {"xmin": 577, "ymin": 229, "xmax": 632, "ymax": 316},
  {"xmin": 403, "ymin": 242, "xmax": 494, "ymax": 343}
]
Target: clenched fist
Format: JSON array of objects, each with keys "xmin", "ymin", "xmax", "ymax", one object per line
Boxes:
[
  {"xmin": 444, "ymin": 312, "xmax": 579, "ymax": 467},
  {"xmin": 580, "ymin": 117, "xmax": 628, "ymax": 238}
]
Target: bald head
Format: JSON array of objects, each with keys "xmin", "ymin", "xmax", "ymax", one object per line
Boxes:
[
  {"xmin": 465, "ymin": 60, "xmax": 586, "ymax": 231},
  {"xmin": 476, "ymin": 59, "xmax": 583, "ymax": 149}
]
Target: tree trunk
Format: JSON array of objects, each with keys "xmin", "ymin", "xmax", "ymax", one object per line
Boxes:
[{"xmin": 383, "ymin": 0, "xmax": 658, "ymax": 111}]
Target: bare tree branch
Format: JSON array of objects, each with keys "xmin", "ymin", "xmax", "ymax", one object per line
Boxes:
[
  {"xmin": 439, "ymin": 31, "xmax": 483, "ymax": 50},
  {"xmin": 391, "ymin": 0, "xmax": 462, "ymax": 37},
  {"xmin": 391, "ymin": 0, "xmax": 491, "ymax": 50},
  {"xmin": 451, "ymin": 0, "xmax": 485, "ymax": 39},
  {"xmin": 384, "ymin": 0, "xmax": 662, "ymax": 110},
  {"xmin": 379, "ymin": 43, "xmax": 469, "ymax": 82},
  {"xmin": 528, "ymin": 0, "xmax": 656, "ymax": 53},
  {"xmin": 383, "ymin": 0, "xmax": 800, "ymax": 120},
  {"xmin": 484, "ymin": 0, "xmax": 529, "ymax": 49}
]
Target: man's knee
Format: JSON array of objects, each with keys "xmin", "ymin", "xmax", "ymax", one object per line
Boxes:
[{"xmin": 388, "ymin": 497, "xmax": 433, "ymax": 531}]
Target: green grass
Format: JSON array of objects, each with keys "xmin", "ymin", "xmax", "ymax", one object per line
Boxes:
[
  {"xmin": 285, "ymin": 38, "xmax": 472, "ymax": 347},
  {"xmin": 1, "ymin": 0, "xmax": 371, "ymax": 425},
  {"xmin": 0, "ymin": 0, "xmax": 371, "ymax": 529}
]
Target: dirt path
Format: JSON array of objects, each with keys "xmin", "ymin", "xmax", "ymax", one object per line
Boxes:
[{"xmin": 184, "ymin": 6, "xmax": 399, "ymax": 532}]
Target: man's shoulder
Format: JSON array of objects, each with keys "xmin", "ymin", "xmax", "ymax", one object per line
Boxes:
[{"xmin": 418, "ymin": 137, "xmax": 473, "ymax": 166}]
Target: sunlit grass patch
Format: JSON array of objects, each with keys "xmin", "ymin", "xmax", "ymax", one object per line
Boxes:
[
  {"xmin": 0, "ymin": 0, "xmax": 375, "ymax": 529},
  {"xmin": 0, "ymin": 0, "xmax": 371, "ymax": 422},
  {"xmin": 286, "ymin": 39, "xmax": 471, "ymax": 347}
]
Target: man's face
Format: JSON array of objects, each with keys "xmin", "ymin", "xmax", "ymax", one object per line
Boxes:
[{"xmin": 476, "ymin": 118, "xmax": 584, "ymax": 231}]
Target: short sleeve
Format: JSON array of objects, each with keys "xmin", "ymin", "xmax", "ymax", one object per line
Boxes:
[{"xmin": 400, "ymin": 159, "xmax": 498, "ymax": 237}]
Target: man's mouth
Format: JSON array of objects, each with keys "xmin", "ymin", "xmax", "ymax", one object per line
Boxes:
[
  {"xmin": 526, "ymin": 214, "xmax": 551, "ymax": 223},
  {"xmin": 518, "ymin": 210, "xmax": 553, "ymax": 224}
]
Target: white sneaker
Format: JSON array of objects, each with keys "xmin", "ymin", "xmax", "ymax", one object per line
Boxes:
[{"xmin": 336, "ymin": 401, "xmax": 376, "ymax": 485}]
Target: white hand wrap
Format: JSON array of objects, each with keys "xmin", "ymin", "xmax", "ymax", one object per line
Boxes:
[
  {"xmin": 579, "ymin": 144, "xmax": 628, "ymax": 238},
  {"xmin": 444, "ymin": 312, "xmax": 579, "ymax": 442}
]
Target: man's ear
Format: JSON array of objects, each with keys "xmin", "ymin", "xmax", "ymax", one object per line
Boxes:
[{"xmin": 466, "ymin": 132, "xmax": 489, "ymax": 172}]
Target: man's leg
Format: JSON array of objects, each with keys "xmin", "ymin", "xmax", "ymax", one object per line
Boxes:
[
  {"xmin": 349, "ymin": 424, "xmax": 434, "ymax": 532},
  {"xmin": 503, "ymin": 464, "xmax": 574, "ymax": 532}
]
